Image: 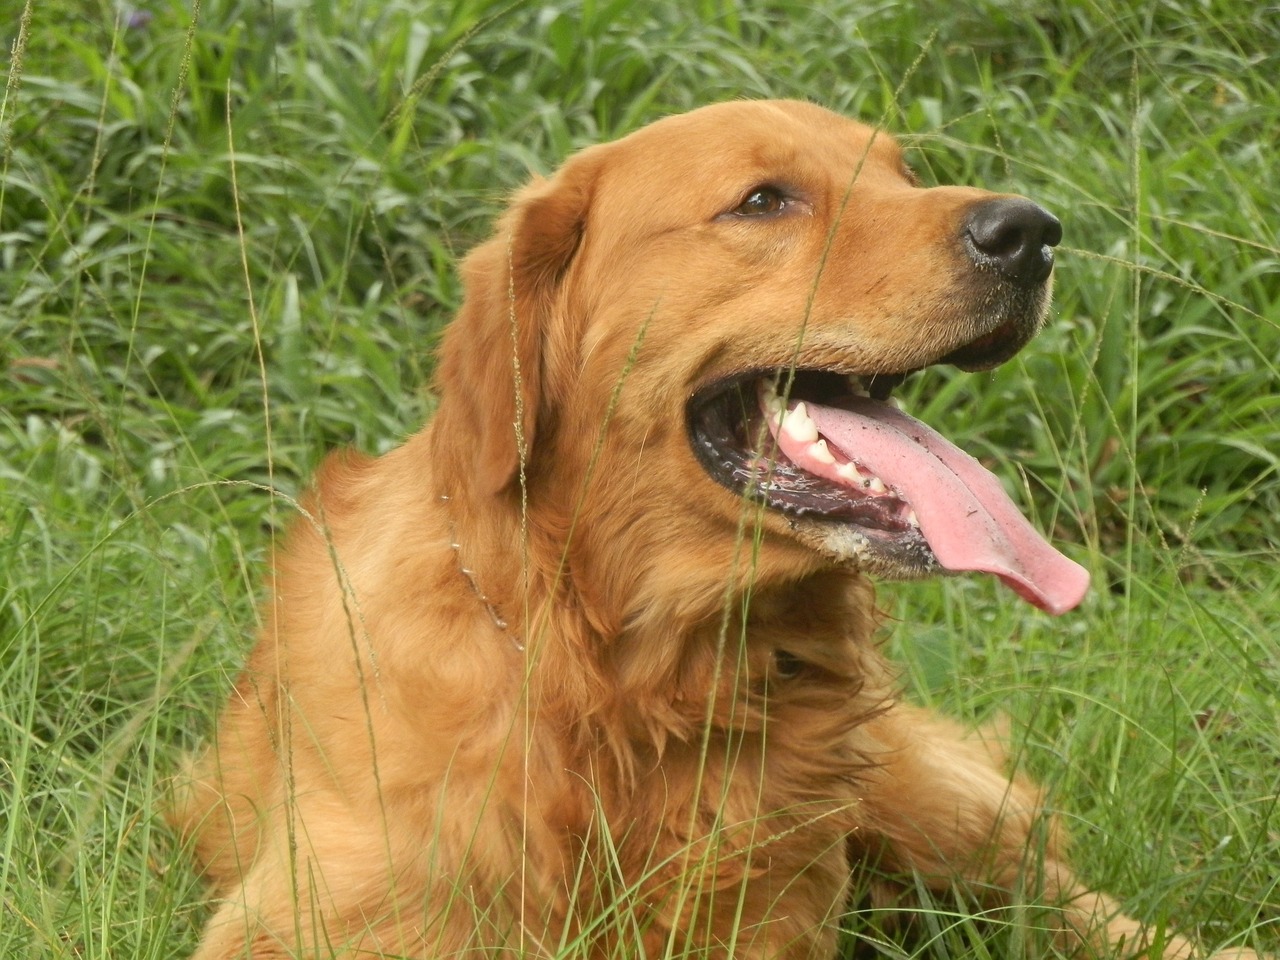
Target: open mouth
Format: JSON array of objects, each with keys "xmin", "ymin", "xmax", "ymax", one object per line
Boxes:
[{"xmin": 687, "ymin": 368, "xmax": 1090, "ymax": 615}]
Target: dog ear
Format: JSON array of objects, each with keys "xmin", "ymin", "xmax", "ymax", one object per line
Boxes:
[{"xmin": 436, "ymin": 150, "xmax": 601, "ymax": 496}]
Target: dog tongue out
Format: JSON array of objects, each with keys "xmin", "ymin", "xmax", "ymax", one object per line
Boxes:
[{"xmin": 777, "ymin": 397, "xmax": 1089, "ymax": 615}]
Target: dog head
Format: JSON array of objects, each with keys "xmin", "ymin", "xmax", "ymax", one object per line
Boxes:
[{"xmin": 435, "ymin": 100, "xmax": 1087, "ymax": 629}]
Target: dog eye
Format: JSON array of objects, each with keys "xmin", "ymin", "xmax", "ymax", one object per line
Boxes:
[{"xmin": 732, "ymin": 187, "xmax": 787, "ymax": 217}]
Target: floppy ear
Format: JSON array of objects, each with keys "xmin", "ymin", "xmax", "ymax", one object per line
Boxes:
[{"xmin": 435, "ymin": 150, "xmax": 601, "ymax": 496}]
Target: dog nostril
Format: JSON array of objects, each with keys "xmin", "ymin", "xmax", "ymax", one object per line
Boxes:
[{"xmin": 964, "ymin": 197, "xmax": 1062, "ymax": 285}]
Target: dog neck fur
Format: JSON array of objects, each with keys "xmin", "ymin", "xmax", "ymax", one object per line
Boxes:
[{"xmin": 426, "ymin": 195, "xmax": 888, "ymax": 798}]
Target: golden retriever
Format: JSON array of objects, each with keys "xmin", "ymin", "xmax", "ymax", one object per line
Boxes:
[{"xmin": 173, "ymin": 100, "xmax": 1254, "ymax": 959}]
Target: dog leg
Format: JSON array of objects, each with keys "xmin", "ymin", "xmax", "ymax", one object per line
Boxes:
[
  {"xmin": 853, "ymin": 704, "xmax": 1255, "ymax": 959},
  {"xmin": 184, "ymin": 800, "xmax": 528, "ymax": 960},
  {"xmin": 188, "ymin": 864, "xmax": 311, "ymax": 960}
]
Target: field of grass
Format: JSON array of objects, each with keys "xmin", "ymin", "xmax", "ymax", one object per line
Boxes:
[{"xmin": 2, "ymin": 0, "xmax": 1277, "ymax": 956}]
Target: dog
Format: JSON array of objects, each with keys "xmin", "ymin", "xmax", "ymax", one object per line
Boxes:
[{"xmin": 172, "ymin": 99, "xmax": 1255, "ymax": 959}]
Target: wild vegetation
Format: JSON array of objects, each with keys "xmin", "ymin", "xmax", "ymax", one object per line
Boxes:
[{"xmin": 2, "ymin": 0, "xmax": 1276, "ymax": 955}]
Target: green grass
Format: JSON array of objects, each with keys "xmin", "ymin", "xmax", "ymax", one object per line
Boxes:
[{"xmin": 2, "ymin": 0, "xmax": 1277, "ymax": 956}]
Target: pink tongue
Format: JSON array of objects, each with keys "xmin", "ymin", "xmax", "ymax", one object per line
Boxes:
[{"xmin": 781, "ymin": 398, "xmax": 1089, "ymax": 615}]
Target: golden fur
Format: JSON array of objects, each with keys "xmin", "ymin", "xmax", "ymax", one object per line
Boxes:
[{"xmin": 173, "ymin": 100, "xmax": 1254, "ymax": 959}]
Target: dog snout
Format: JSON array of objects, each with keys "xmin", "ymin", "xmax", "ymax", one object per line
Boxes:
[{"xmin": 962, "ymin": 197, "xmax": 1062, "ymax": 285}]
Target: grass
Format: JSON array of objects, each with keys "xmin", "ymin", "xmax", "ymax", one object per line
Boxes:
[{"xmin": 2, "ymin": 0, "xmax": 1277, "ymax": 955}]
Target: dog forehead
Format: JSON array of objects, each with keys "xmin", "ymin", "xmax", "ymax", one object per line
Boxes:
[
  {"xmin": 594, "ymin": 100, "xmax": 907, "ymax": 208},
  {"xmin": 639, "ymin": 99, "xmax": 883, "ymax": 150}
]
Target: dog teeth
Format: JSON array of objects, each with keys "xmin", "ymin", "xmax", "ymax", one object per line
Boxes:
[
  {"xmin": 835, "ymin": 461, "xmax": 897, "ymax": 498},
  {"xmin": 848, "ymin": 374, "xmax": 907, "ymax": 409},
  {"xmin": 781, "ymin": 402, "xmax": 819, "ymax": 444},
  {"xmin": 836, "ymin": 462, "xmax": 860, "ymax": 483},
  {"xmin": 905, "ymin": 508, "xmax": 919, "ymax": 527},
  {"xmin": 759, "ymin": 378, "xmax": 904, "ymax": 496},
  {"xmin": 760, "ymin": 378, "xmax": 788, "ymax": 427}
]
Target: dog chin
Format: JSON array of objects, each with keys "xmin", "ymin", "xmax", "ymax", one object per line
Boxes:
[{"xmin": 791, "ymin": 519, "xmax": 942, "ymax": 581}]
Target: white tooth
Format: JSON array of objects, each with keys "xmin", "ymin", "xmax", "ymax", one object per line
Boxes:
[
  {"xmin": 810, "ymin": 439, "xmax": 835, "ymax": 464},
  {"xmin": 836, "ymin": 462, "xmax": 860, "ymax": 483},
  {"xmin": 866, "ymin": 477, "xmax": 886, "ymax": 494},
  {"xmin": 906, "ymin": 508, "xmax": 920, "ymax": 527},
  {"xmin": 781, "ymin": 402, "xmax": 819, "ymax": 443},
  {"xmin": 848, "ymin": 375, "xmax": 870, "ymax": 398}
]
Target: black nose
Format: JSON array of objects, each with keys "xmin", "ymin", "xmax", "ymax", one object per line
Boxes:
[{"xmin": 963, "ymin": 197, "xmax": 1062, "ymax": 285}]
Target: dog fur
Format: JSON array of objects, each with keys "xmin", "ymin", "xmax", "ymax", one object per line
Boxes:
[{"xmin": 172, "ymin": 100, "xmax": 1255, "ymax": 960}]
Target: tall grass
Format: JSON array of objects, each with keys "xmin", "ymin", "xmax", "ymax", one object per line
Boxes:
[{"xmin": 1, "ymin": 0, "xmax": 1276, "ymax": 956}]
